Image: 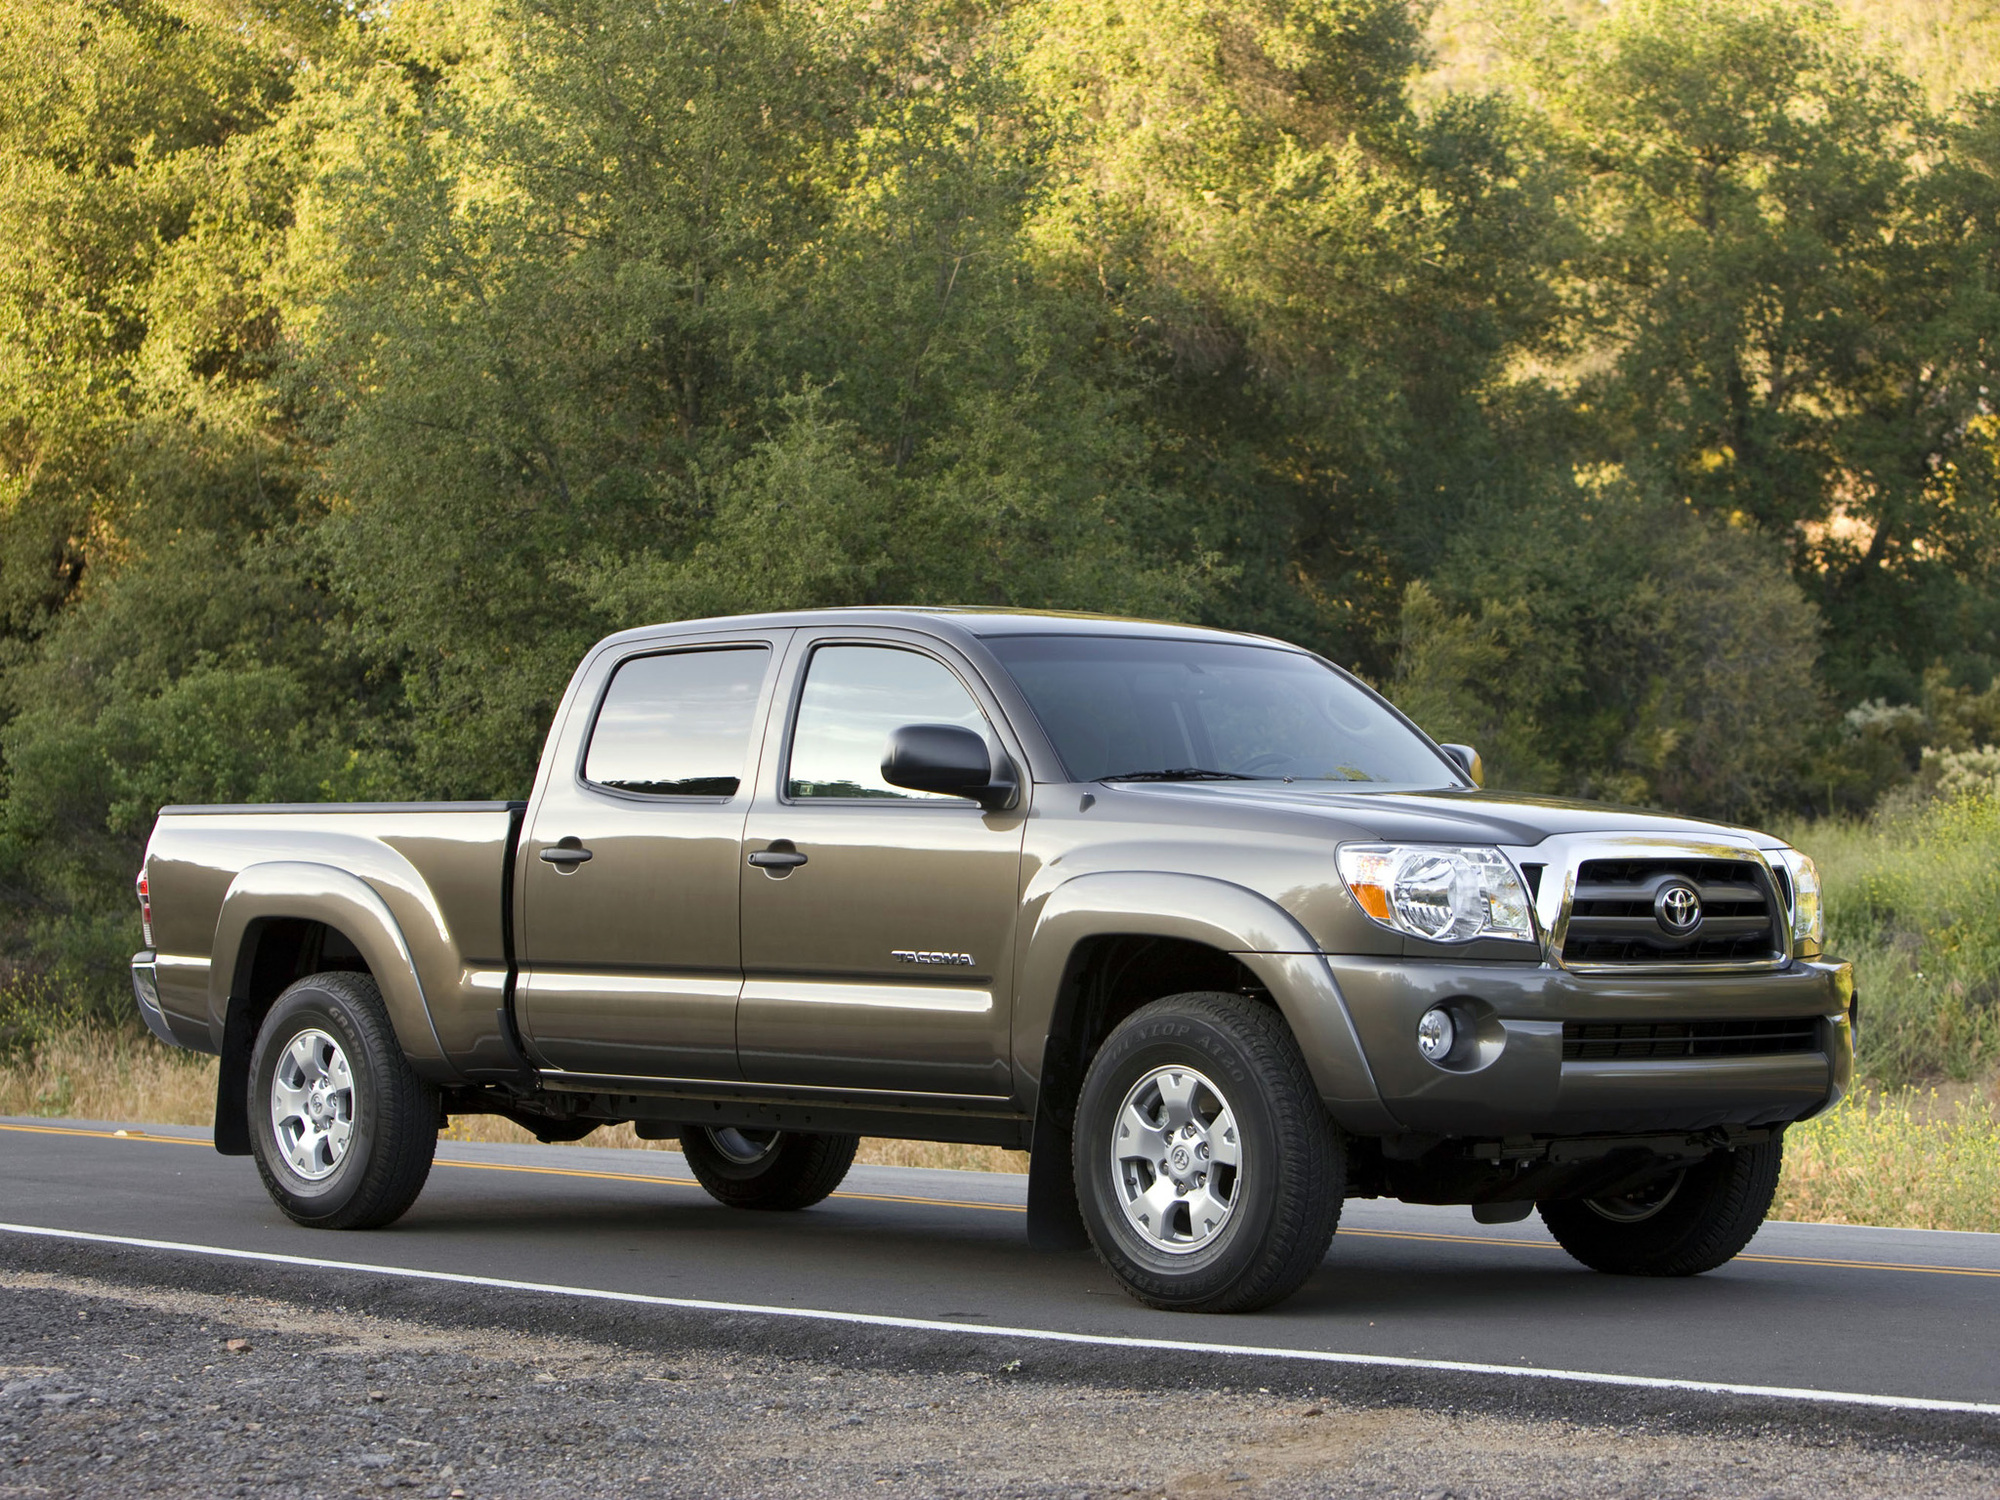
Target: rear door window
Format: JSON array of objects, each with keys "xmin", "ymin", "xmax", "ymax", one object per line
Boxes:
[{"xmin": 583, "ymin": 646, "xmax": 771, "ymax": 797}]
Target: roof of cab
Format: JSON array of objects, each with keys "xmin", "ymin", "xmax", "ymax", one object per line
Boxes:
[{"xmin": 602, "ymin": 606, "xmax": 1299, "ymax": 652}]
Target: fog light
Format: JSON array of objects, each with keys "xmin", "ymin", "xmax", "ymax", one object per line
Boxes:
[{"xmin": 1416, "ymin": 1007, "xmax": 1455, "ymax": 1062}]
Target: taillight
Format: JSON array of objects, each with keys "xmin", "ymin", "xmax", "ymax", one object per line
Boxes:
[{"xmin": 136, "ymin": 868, "xmax": 154, "ymax": 948}]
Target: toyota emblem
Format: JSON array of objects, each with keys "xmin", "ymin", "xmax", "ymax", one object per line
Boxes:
[{"xmin": 1654, "ymin": 882, "xmax": 1703, "ymax": 936}]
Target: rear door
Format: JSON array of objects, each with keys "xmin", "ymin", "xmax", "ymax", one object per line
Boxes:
[
  {"xmin": 517, "ymin": 631, "xmax": 788, "ymax": 1078},
  {"xmin": 736, "ymin": 631, "xmax": 1029, "ymax": 1098}
]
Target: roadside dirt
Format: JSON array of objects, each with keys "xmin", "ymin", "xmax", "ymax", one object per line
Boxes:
[{"xmin": 3, "ymin": 1269, "xmax": 1997, "ymax": 1498}]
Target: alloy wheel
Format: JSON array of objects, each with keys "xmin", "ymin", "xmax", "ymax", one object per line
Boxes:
[
  {"xmin": 270, "ymin": 1028, "xmax": 357, "ymax": 1182},
  {"xmin": 1109, "ymin": 1064, "xmax": 1243, "ymax": 1254}
]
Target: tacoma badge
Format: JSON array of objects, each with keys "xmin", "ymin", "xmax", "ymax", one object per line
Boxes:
[{"xmin": 892, "ymin": 950, "xmax": 975, "ymax": 966}]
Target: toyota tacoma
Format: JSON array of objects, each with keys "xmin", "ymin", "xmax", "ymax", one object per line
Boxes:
[{"xmin": 130, "ymin": 609, "xmax": 1855, "ymax": 1311}]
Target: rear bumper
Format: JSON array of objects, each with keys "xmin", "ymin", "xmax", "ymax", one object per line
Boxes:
[
  {"xmin": 1326, "ymin": 955, "xmax": 1855, "ymax": 1138},
  {"xmin": 129, "ymin": 950, "xmax": 180, "ymax": 1047}
]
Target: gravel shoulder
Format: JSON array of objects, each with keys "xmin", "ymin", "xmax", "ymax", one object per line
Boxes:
[{"xmin": 4, "ymin": 1257, "xmax": 1999, "ymax": 1499}]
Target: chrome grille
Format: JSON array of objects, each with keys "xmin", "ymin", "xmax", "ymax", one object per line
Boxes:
[
  {"xmin": 1563, "ymin": 1018, "xmax": 1819, "ymax": 1061},
  {"xmin": 1561, "ymin": 857, "xmax": 1781, "ymax": 966}
]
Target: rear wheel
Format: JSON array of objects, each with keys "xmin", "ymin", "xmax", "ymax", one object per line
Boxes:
[
  {"xmin": 679, "ymin": 1127, "xmax": 858, "ymax": 1210},
  {"xmin": 248, "ymin": 971, "xmax": 437, "ymax": 1230},
  {"xmin": 1539, "ymin": 1137, "xmax": 1784, "ymax": 1276},
  {"xmin": 1072, "ymin": 992, "xmax": 1341, "ymax": 1313}
]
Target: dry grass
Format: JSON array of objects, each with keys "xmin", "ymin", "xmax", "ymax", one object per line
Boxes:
[
  {"xmin": 10, "ymin": 1028, "xmax": 1997, "ymax": 1229},
  {"xmin": 1775, "ymin": 1087, "xmax": 2000, "ymax": 1233},
  {"xmin": 0, "ymin": 1027, "xmax": 218, "ymax": 1126}
]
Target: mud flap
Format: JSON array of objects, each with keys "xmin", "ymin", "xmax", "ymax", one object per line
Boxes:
[
  {"xmin": 212, "ymin": 999, "xmax": 255, "ymax": 1156},
  {"xmin": 1025, "ymin": 1110, "xmax": 1089, "ymax": 1251}
]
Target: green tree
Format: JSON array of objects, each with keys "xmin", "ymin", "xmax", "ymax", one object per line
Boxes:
[
  {"xmin": 290, "ymin": 0, "xmax": 1225, "ymax": 796},
  {"xmin": 1016, "ymin": 0, "xmax": 1561, "ymax": 656},
  {"xmin": 1492, "ymin": 0, "xmax": 2000, "ymax": 703},
  {"xmin": 0, "ymin": 0, "xmax": 357, "ymax": 1003},
  {"xmin": 1393, "ymin": 473, "xmax": 1825, "ymax": 818}
]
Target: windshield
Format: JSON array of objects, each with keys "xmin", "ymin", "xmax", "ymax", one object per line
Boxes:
[{"xmin": 984, "ymin": 634, "xmax": 1461, "ymax": 789}]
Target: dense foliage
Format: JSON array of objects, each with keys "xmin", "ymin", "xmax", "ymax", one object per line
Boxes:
[{"xmin": 7, "ymin": 0, "xmax": 2000, "ymax": 1007}]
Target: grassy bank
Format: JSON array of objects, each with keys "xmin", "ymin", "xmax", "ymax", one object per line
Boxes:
[
  {"xmin": 1780, "ymin": 793, "xmax": 2000, "ymax": 1087},
  {"xmin": 1777, "ymin": 1088, "xmax": 2000, "ymax": 1232}
]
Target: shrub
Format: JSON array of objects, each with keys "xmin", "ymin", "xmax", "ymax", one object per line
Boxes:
[
  {"xmin": 1779, "ymin": 1088, "xmax": 2000, "ymax": 1233},
  {"xmin": 1782, "ymin": 793, "xmax": 2000, "ymax": 1086}
]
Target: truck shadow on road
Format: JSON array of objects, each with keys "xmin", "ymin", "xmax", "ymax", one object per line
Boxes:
[{"xmin": 382, "ymin": 1182, "xmax": 1832, "ymax": 1344}]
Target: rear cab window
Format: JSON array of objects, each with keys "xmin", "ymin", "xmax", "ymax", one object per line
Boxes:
[{"xmin": 583, "ymin": 646, "xmax": 772, "ymax": 798}]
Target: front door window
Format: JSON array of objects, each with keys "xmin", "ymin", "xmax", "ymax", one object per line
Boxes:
[{"xmin": 786, "ymin": 645, "xmax": 990, "ymax": 800}]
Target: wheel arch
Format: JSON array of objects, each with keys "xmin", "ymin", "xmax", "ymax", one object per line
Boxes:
[
  {"xmin": 1017, "ymin": 871, "xmax": 1387, "ymax": 1126},
  {"xmin": 208, "ymin": 863, "xmax": 457, "ymax": 1154},
  {"xmin": 1016, "ymin": 871, "xmax": 1393, "ymax": 1250}
]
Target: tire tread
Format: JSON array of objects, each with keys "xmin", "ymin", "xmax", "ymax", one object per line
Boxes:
[
  {"xmin": 1540, "ymin": 1137, "xmax": 1783, "ymax": 1277},
  {"xmin": 681, "ymin": 1130, "xmax": 859, "ymax": 1211},
  {"xmin": 1074, "ymin": 991, "xmax": 1342, "ymax": 1313},
  {"xmin": 250, "ymin": 971, "xmax": 437, "ymax": 1231}
]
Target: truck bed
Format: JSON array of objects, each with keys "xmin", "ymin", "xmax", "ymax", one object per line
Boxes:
[{"xmin": 141, "ymin": 802, "xmax": 525, "ymax": 1079}]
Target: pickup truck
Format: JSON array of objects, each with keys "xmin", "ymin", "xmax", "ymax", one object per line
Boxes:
[{"xmin": 131, "ymin": 608, "xmax": 1855, "ymax": 1312}]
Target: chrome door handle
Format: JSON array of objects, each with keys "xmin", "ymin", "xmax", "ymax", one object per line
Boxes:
[{"xmin": 539, "ymin": 843, "xmax": 593, "ymax": 867}]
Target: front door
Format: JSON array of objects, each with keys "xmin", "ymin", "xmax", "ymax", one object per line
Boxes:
[
  {"xmin": 737, "ymin": 635, "xmax": 1028, "ymax": 1098},
  {"xmin": 517, "ymin": 635, "xmax": 786, "ymax": 1078}
]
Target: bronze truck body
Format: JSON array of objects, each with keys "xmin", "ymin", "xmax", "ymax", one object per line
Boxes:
[{"xmin": 133, "ymin": 609, "xmax": 1855, "ymax": 1311}]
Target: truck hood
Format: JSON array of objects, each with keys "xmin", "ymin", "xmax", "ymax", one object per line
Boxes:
[{"xmin": 1107, "ymin": 782, "xmax": 1781, "ymax": 849}]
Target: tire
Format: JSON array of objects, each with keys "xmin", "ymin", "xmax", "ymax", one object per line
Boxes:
[
  {"xmin": 1539, "ymin": 1137, "xmax": 1784, "ymax": 1277},
  {"xmin": 679, "ymin": 1126, "xmax": 858, "ymax": 1210},
  {"xmin": 247, "ymin": 971, "xmax": 438, "ymax": 1230},
  {"xmin": 1072, "ymin": 992, "xmax": 1342, "ymax": 1313}
]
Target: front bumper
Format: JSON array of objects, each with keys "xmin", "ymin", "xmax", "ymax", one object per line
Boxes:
[
  {"xmin": 129, "ymin": 950, "xmax": 179, "ymax": 1047},
  {"xmin": 1330, "ymin": 956, "xmax": 1855, "ymax": 1138}
]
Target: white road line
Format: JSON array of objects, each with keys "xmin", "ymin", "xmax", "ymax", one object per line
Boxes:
[{"xmin": 4, "ymin": 1220, "xmax": 1996, "ymax": 1418}]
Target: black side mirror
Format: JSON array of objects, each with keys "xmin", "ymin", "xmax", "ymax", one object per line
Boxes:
[
  {"xmin": 1440, "ymin": 743, "xmax": 1484, "ymax": 787},
  {"xmin": 881, "ymin": 723, "xmax": 1017, "ymax": 812}
]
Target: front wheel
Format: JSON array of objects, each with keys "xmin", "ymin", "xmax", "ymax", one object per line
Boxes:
[
  {"xmin": 1073, "ymin": 992, "xmax": 1342, "ymax": 1313},
  {"xmin": 248, "ymin": 971, "xmax": 438, "ymax": 1230},
  {"xmin": 679, "ymin": 1127, "xmax": 858, "ymax": 1210},
  {"xmin": 1539, "ymin": 1137, "xmax": 1784, "ymax": 1276}
]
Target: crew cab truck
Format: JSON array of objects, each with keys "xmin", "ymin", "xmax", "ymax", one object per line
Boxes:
[{"xmin": 131, "ymin": 609, "xmax": 1855, "ymax": 1313}]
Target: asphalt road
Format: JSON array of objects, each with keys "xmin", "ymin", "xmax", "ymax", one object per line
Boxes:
[{"xmin": 4, "ymin": 1115, "xmax": 1998, "ymax": 1419}]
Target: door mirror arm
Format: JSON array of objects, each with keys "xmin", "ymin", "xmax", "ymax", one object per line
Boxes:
[
  {"xmin": 972, "ymin": 757, "xmax": 1019, "ymax": 814},
  {"xmin": 882, "ymin": 723, "xmax": 1018, "ymax": 813}
]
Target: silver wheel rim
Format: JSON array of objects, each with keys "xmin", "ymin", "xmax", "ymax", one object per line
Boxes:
[
  {"xmin": 705, "ymin": 1127, "xmax": 780, "ymax": 1166},
  {"xmin": 1586, "ymin": 1171, "xmax": 1684, "ymax": 1223},
  {"xmin": 270, "ymin": 1028, "xmax": 356, "ymax": 1183},
  {"xmin": 1109, "ymin": 1064, "xmax": 1242, "ymax": 1255}
]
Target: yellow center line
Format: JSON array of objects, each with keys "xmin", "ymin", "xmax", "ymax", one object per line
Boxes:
[
  {"xmin": 1344, "ymin": 1226, "xmax": 1559, "ymax": 1251},
  {"xmin": 1338, "ymin": 1224, "xmax": 2000, "ymax": 1277},
  {"xmin": 11, "ymin": 1122, "xmax": 2000, "ymax": 1279},
  {"xmin": 0, "ymin": 1122, "xmax": 207, "ymax": 1146},
  {"xmin": 1736, "ymin": 1252, "xmax": 2000, "ymax": 1278},
  {"xmin": 0, "ymin": 1124, "xmax": 1023, "ymax": 1214}
]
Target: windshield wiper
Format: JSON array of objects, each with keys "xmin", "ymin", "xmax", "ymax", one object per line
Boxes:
[{"xmin": 1100, "ymin": 768, "xmax": 1261, "ymax": 782}]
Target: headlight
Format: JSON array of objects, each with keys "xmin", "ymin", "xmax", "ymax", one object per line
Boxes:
[
  {"xmin": 1337, "ymin": 844, "xmax": 1534, "ymax": 944},
  {"xmin": 1773, "ymin": 848, "xmax": 1824, "ymax": 947}
]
